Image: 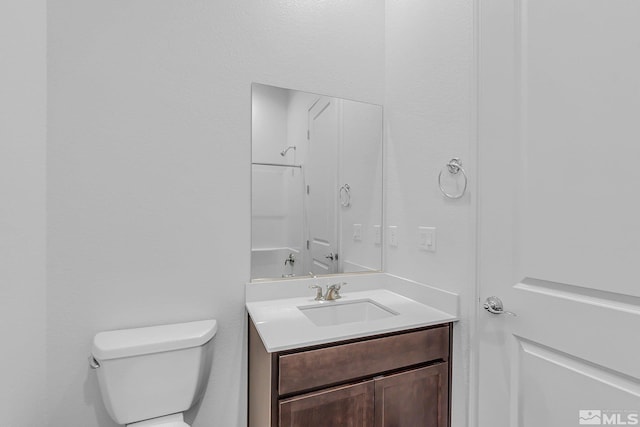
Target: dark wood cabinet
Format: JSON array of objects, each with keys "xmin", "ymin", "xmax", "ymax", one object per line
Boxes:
[
  {"xmin": 374, "ymin": 364, "xmax": 449, "ymax": 427},
  {"xmin": 249, "ymin": 320, "xmax": 452, "ymax": 427},
  {"xmin": 280, "ymin": 381, "xmax": 374, "ymax": 427}
]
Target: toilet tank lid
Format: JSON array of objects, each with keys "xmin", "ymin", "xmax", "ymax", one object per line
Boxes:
[{"xmin": 92, "ymin": 319, "xmax": 217, "ymax": 360}]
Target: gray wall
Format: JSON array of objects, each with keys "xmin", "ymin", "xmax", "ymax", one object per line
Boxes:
[
  {"xmin": 0, "ymin": 0, "xmax": 47, "ymax": 424},
  {"xmin": 47, "ymin": 0, "xmax": 384, "ymax": 426}
]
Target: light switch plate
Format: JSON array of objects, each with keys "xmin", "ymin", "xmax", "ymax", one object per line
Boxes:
[
  {"xmin": 418, "ymin": 226, "xmax": 436, "ymax": 252},
  {"xmin": 353, "ymin": 224, "xmax": 362, "ymax": 241},
  {"xmin": 373, "ymin": 225, "xmax": 381, "ymax": 245},
  {"xmin": 388, "ymin": 226, "xmax": 398, "ymax": 247}
]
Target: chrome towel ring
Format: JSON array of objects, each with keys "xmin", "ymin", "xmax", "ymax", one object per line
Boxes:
[
  {"xmin": 438, "ymin": 158, "xmax": 468, "ymax": 199},
  {"xmin": 339, "ymin": 184, "xmax": 351, "ymax": 207}
]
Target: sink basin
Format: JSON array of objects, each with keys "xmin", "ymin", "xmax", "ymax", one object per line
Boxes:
[{"xmin": 298, "ymin": 299, "xmax": 398, "ymax": 327}]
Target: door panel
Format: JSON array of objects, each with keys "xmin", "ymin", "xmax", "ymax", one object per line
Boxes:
[
  {"xmin": 478, "ymin": 0, "xmax": 640, "ymax": 425},
  {"xmin": 307, "ymin": 98, "xmax": 339, "ymax": 275},
  {"xmin": 516, "ymin": 338, "xmax": 640, "ymax": 426},
  {"xmin": 279, "ymin": 380, "xmax": 374, "ymax": 427},
  {"xmin": 520, "ymin": 0, "xmax": 640, "ymax": 296}
]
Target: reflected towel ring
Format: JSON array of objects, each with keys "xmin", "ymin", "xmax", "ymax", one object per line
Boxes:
[
  {"xmin": 438, "ymin": 158, "xmax": 468, "ymax": 199},
  {"xmin": 339, "ymin": 184, "xmax": 351, "ymax": 207}
]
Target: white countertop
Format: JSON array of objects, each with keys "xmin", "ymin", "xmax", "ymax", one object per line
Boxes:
[{"xmin": 246, "ymin": 288, "xmax": 457, "ymax": 352}]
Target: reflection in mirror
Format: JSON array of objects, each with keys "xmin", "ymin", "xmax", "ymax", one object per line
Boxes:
[{"xmin": 251, "ymin": 83, "xmax": 383, "ymax": 281}]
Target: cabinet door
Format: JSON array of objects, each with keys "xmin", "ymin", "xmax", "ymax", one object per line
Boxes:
[
  {"xmin": 279, "ymin": 380, "xmax": 374, "ymax": 427},
  {"xmin": 374, "ymin": 363, "xmax": 449, "ymax": 427}
]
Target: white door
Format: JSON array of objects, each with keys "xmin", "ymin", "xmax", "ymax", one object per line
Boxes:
[
  {"xmin": 306, "ymin": 97, "xmax": 339, "ymax": 275},
  {"xmin": 478, "ymin": 0, "xmax": 640, "ymax": 426}
]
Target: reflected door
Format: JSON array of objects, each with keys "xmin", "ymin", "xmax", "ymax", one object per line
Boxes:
[
  {"xmin": 307, "ymin": 98, "xmax": 339, "ymax": 275},
  {"xmin": 478, "ymin": 0, "xmax": 640, "ymax": 425}
]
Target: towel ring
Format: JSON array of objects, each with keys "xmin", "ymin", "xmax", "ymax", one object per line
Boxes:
[
  {"xmin": 438, "ymin": 158, "xmax": 467, "ymax": 199},
  {"xmin": 339, "ymin": 184, "xmax": 351, "ymax": 207}
]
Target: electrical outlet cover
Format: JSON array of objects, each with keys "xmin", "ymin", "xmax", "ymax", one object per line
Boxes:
[
  {"xmin": 388, "ymin": 226, "xmax": 398, "ymax": 247},
  {"xmin": 418, "ymin": 226, "xmax": 436, "ymax": 252},
  {"xmin": 353, "ymin": 224, "xmax": 362, "ymax": 241},
  {"xmin": 373, "ymin": 225, "xmax": 381, "ymax": 245}
]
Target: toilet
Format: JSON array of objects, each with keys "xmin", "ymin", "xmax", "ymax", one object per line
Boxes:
[{"xmin": 90, "ymin": 319, "xmax": 217, "ymax": 426}]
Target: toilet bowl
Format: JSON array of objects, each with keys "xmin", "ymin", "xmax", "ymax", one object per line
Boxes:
[{"xmin": 91, "ymin": 320, "xmax": 217, "ymax": 427}]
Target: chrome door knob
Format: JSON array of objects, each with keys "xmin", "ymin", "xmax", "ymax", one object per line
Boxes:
[
  {"xmin": 483, "ymin": 296, "xmax": 517, "ymax": 316},
  {"xmin": 325, "ymin": 252, "xmax": 336, "ymax": 261}
]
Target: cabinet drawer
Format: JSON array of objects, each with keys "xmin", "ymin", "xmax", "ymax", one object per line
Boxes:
[{"xmin": 279, "ymin": 325, "xmax": 449, "ymax": 396}]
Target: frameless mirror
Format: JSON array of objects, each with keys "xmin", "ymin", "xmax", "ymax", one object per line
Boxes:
[{"xmin": 251, "ymin": 83, "xmax": 383, "ymax": 280}]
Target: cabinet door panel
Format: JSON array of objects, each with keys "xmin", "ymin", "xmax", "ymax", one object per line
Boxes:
[
  {"xmin": 375, "ymin": 364, "xmax": 449, "ymax": 427},
  {"xmin": 279, "ymin": 380, "xmax": 374, "ymax": 427}
]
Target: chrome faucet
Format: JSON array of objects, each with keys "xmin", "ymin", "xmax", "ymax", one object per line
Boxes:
[{"xmin": 309, "ymin": 278, "xmax": 347, "ymax": 301}]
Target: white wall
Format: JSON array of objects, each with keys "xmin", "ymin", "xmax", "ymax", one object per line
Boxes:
[
  {"xmin": 385, "ymin": 0, "xmax": 475, "ymax": 426},
  {"xmin": 47, "ymin": 1, "xmax": 384, "ymax": 426},
  {"xmin": 0, "ymin": 0, "xmax": 47, "ymax": 425}
]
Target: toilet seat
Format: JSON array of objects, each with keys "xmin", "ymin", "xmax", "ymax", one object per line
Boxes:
[
  {"xmin": 127, "ymin": 422, "xmax": 189, "ymax": 426},
  {"xmin": 127, "ymin": 413, "xmax": 189, "ymax": 427},
  {"xmin": 145, "ymin": 423, "xmax": 188, "ymax": 427}
]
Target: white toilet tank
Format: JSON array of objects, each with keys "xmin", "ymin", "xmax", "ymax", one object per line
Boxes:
[{"xmin": 91, "ymin": 320, "xmax": 217, "ymax": 425}]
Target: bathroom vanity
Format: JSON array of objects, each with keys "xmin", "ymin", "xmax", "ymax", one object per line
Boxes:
[
  {"xmin": 249, "ymin": 321, "xmax": 451, "ymax": 427},
  {"xmin": 246, "ymin": 273, "xmax": 457, "ymax": 427}
]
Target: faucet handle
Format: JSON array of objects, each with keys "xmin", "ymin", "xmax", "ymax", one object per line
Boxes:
[
  {"xmin": 309, "ymin": 285, "xmax": 324, "ymax": 301},
  {"xmin": 284, "ymin": 253, "xmax": 296, "ymax": 266},
  {"xmin": 325, "ymin": 282, "xmax": 347, "ymax": 300},
  {"xmin": 335, "ymin": 282, "xmax": 347, "ymax": 298},
  {"xmin": 329, "ymin": 282, "xmax": 346, "ymax": 290}
]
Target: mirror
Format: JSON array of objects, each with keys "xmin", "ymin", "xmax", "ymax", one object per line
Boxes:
[{"xmin": 251, "ymin": 83, "xmax": 383, "ymax": 280}]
